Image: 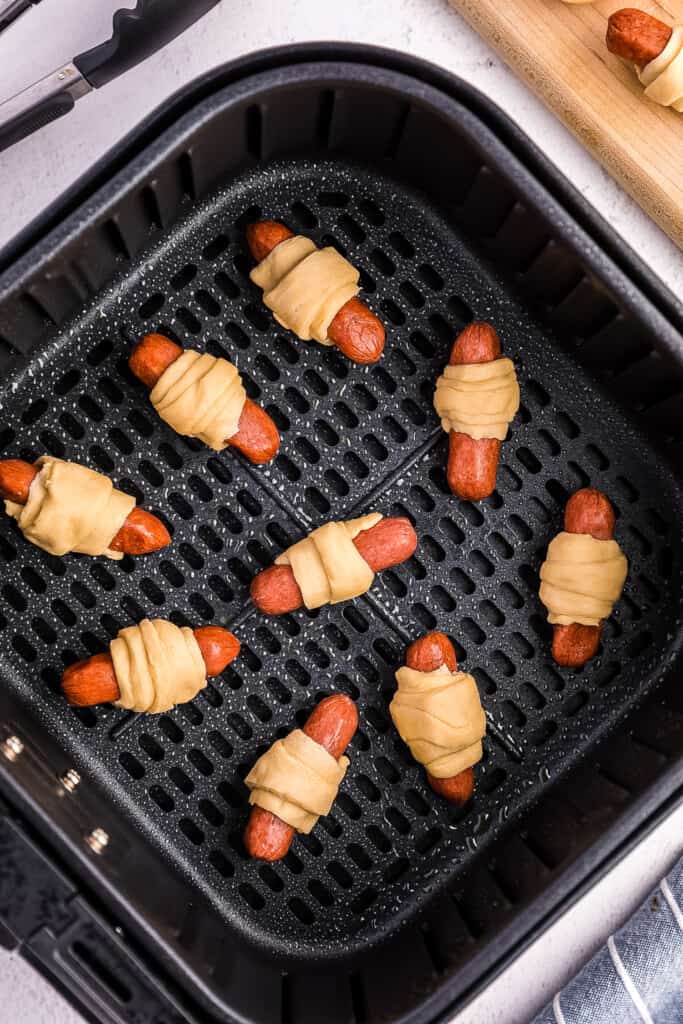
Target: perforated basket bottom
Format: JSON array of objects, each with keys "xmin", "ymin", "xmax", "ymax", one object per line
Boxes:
[{"xmin": 0, "ymin": 159, "xmax": 680, "ymax": 957}]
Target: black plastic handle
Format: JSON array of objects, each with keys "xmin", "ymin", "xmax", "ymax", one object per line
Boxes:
[
  {"xmin": 74, "ymin": 0, "xmax": 221, "ymax": 89},
  {"xmin": 0, "ymin": 92, "xmax": 74, "ymax": 154}
]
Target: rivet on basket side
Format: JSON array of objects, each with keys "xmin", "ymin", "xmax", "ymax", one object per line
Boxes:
[
  {"xmin": 1, "ymin": 735, "xmax": 24, "ymax": 762},
  {"xmin": 85, "ymin": 827, "xmax": 109, "ymax": 855},
  {"xmin": 60, "ymin": 769, "xmax": 81, "ymax": 792}
]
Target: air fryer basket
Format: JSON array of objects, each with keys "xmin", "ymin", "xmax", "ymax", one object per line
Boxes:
[{"xmin": 0, "ymin": 46, "xmax": 682, "ymax": 1024}]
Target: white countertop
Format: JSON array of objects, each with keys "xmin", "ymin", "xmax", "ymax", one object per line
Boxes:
[{"xmin": 0, "ymin": 1, "xmax": 681, "ymax": 1021}]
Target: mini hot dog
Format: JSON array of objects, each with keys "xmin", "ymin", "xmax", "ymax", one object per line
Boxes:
[
  {"xmin": 405, "ymin": 632, "xmax": 476, "ymax": 804},
  {"xmin": 129, "ymin": 333, "xmax": 280, "ymax": 465},
  {"xmin": 542, "ymin": 489, "xmax": 628, "ymax": 667},
  {"xmin": 62, "ymin": 624, "xmax": 240, "ymax": 707},
  {"xmin": 435, "ymin": 323, "xmax": 520, "ymax": 502},
  {"xmin": 607, "ymin": 9, "xmax": 682, "ymax": 112},
  {"xmin": 392, "ymin": 633, "xmax": 485, "ymax": 804},
  {"xmin": 246, "ymin": 220, "xmax": 385, "ymax": 364},
  {"xmin": 0, "ymin": 458, "xmax": 170, "ymax": 556},
  {"xmin": 250, "ymin": 516, "xmax": 417, "ymax": 615},
  {"xmin": 244, "ymin": 694, "xmax": 358, "ymax": 861}
]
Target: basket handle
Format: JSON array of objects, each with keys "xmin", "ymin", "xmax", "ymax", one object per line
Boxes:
[{"xmin": 74, "ymin": 0, "xmax": 221, "ymax": 89}]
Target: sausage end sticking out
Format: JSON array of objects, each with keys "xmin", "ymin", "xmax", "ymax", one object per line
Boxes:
[
  {"xmin": 353, "ymin": 516, "xmax": 418, "ymax": 569},
  {"xmin": 0, "ymin": 460, "xmax": 40, "ymax": 504},
  {"xmin": 406, "ymin": 630, "xmax": 456, "ymax": 673},
  {"xmin": 129, "ymin": 333, "xmax": 183, "ymax": 388},
  {"xmin": 129, "ymin": 334, "xmax": 280, "ymax": 465},
  {"xmin": 551, "ymin": 488, "xmax": 616, "ymax": 668},
  {"xmin": 245, "ymin": 220, "xmax": 294, "ymax": 262},
  {"xmin": 62, "ymin": 653, "xmax": 120, "ymax": 707},
  {"xmin": 61, "ymin": 626, "xmax": 240, "ymax": 707},
  {"xmin": 250, "ymin": 564, "xmax": 303, "ymax": 616},
  {"xmin": 228, "ymin": 398, "xmax": 280, "ymax": 465},
  {"xmin": 329, "ymin": 299, "xmax": 386, "ymax": 365},
  {"xmin": 406, "ymin": 631, "xmax": 475, "ymax": 806},
  {"xmin": 246, "ymin": 220, "xmax": 385, "ymax": 364},
  {"xmin": 552, "ymin": 624, "xmax": 601, "ymax": 668},
  {"xmin": 249, "ymin": 517, "xmax": 418, "ymax": 615},
  {"xmin": 564, "ymin": 487, "xmax": 615, "ymax": 540},
  {"xmin": 450, "ymin": 322, "xmax": 502, "ymax": 367},
  {"xmin": 193, "ymin": 626, "xmax": 241, "ymax": 676},
  {"xmin": 428, "ymin": 768, "xmax": 475, "ymax": 804},
  {"xmin": 108, "ymin": 507, "xmax": 171, "ymax": 554},
  {"xmin": 447, "ymin": 433, "xmax": 501, "ymax": 503},
  {"xmin": 446, "ymin": 322, "xmax": 503, "ymax": 501},
  {"xmin": 244, "ymin": 694, "xmax": 358, "ymax": 861},
  {"xmin": 606, "ymin": 9, "xmax": 672, "ymax": 68}
]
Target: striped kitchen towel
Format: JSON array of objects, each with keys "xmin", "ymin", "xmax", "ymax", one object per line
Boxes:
[{"xmin": 533, "ymin": 856, "xmax": 683, "ymax": 1024}]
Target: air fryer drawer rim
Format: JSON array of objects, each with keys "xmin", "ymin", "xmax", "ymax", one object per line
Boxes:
[{"xmin": 0, "ymin": 43, "xmax": 681, "ymax": 1024}]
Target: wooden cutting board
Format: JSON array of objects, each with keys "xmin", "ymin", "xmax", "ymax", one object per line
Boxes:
[{"xmin": 449, "ymin": 0, "xmax": 683, "ymax": 249}]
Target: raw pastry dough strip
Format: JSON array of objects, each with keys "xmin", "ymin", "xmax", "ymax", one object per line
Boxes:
[
  {"xmin": 150, "ymin": 349, "xmax": 247, "ymax": 451},
  {"xmin": 638, "ymin": 25, "xmax": 683, "ymax": 112},
  {"xmin": 434, "ymin": 357, "xmax": 520, "ymax": 441},
  {"xmin": 391, "ymin": 663, "xmax": 486, "ymax": 781},
  {"xmin": 111, "ymin": 619, "xmax": 208, "ymax": 713},
  {"xmin": 250, "ymin": 234, "xmax": 361, "ymax": 345},
  {"xmin": 540, "ymin": 532, "xmax": 628, "ymax": 627}
]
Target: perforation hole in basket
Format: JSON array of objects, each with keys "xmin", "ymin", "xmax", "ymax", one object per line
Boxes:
[{"xmin": 22, "ymin": 398, "xmax": 48, "ymax": 425}]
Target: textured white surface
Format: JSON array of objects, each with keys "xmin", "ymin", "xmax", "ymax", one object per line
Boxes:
[
  {"xmin": 0, "ymin": 1, "xmax": 681, "ymax": 1021},
  {"xmin": 0, "ymin": 954, "xmax": 84, "ymax": 1023}
]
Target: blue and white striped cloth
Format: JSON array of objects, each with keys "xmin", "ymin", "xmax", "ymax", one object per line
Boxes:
[{"xmin": 533, "ymin": 857, "xmax": 683, "ymax": 1024}]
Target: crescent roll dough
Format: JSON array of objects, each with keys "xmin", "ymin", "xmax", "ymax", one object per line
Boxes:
[
  {"xmin": 638, "ymin": 26, "xmax": 683, "ymax": 112},
  {"xmin": 250, "ymin": 234, "xmax": 360, "ymax": 344},
  {"xmin": 110, "ymin": 618, "xmax": 206, "ymax": 714},
  {"xmin": 540, "ymin": 532, "xmax": 628, "ymax": 627},
  {"xmin": 275, "ymin": 513, "xmax": 383, "ymax": 609},
  {"xmin": 150, "ymin": 349, "xmax": 246, "ymax": 451},
  {"xmin": 390, "ymin": 665, "xmax": 486, "ymax": 778},
  {"xmin": 433, "ymin": 357, "xmax": 520, "ymax": 440},
  {"xmin": 245, "ymin": 728, "xmax": 349, "ymax": 833},
  {"xmin": 4, "ymin": 456, "xmax": 135, "ymax": 560}
]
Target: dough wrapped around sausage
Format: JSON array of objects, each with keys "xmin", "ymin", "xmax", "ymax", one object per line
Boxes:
[
  {"xmin": 150, "ymin": 349, "xmax": 246, "ymax": 451},
  {"xmin": 250, "ymin": 235, "xmax": 360, "ymax": 345},
  {"xmin": 275, "ymin": 513, "xmax": 383, "ymax": 609},
  {"xmin": 4, "ymin": 456, "xmax": 135, "ymax": 560},
  {"xmin": 390, "ymin": 665, "xmax": 486, "ymax": 778},
  {"xmin": 638, "ymin": 26, "xmax": 683, "ymax": 112},
  {"xmin": 245, "ymin": 728, "xmax": 349, "ymax": 833},
  {"xmin": 540, "ymin": 532, "xmax": 628, "ymax": 626},
  {"xmin": 433, "ymin": 357, "xmax": 520, "ymax": 440},
  {"xmin": 110, "ymin": 618, "xmax": 207, "ymax": 714}
]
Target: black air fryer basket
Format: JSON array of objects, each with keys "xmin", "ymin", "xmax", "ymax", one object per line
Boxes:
[{"xmin": 0, "ymin": 45, "xmax": 682, "ymax": 1024}]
